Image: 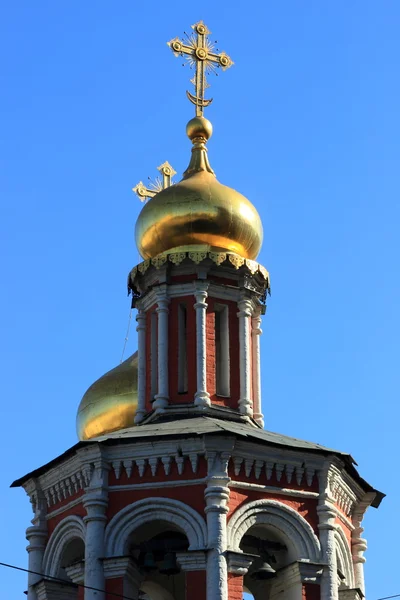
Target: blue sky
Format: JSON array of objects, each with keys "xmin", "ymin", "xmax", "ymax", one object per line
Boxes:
[{"xmin": 1, "ymin": 1, "xmax": 399, "ymax": 598}]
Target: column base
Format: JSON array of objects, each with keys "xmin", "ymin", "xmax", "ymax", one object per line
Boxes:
[
  {"xmin": 134, "ymin": 409, "xmax": 147, "ymax": 424},
  {"xmin": 153, "ymin": 395, "xmax": 169, "ymax": 410},
  {"xmin": 194, "ymin": 391, "xmax": 211, "ymax": 407},
  {"xmin": 239, "ymin": 398, "xmax": 253, "ymax": 416}
]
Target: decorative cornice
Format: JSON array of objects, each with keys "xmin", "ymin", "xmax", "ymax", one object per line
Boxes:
[{"xmin": 128, "ymin": 250, "xmax": 270, "ymax": 298}]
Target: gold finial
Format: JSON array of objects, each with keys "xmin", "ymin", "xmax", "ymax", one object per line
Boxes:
[
  {"xmin": 132, "ymin": 161, "xmax": 176, "ymax": 202},
  {"xmin": 168, "ymin": 20, "xmax": 233, "ymax": 117}
]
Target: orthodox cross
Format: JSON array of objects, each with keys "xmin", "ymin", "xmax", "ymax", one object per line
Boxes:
[
  {"xmin": 168, "ymin": 21, "xmax": 233, "ymax": 117},
  {"xmin": 132, "ymin": 161, "xmax": 176, "ymax": 202}
]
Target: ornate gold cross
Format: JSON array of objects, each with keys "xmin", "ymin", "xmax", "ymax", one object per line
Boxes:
[
  {"xmin": 168, "ymin": 21, "xmax": 233, "ymax": 117},
  {"xmin": 132, "ymin": 161, "xmax": 176, "ymax": 202}
]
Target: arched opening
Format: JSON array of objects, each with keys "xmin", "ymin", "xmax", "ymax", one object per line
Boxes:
[
  {"xmin": 240, "ymin": 524, "xmax": 290, "ymax": 600},
  {"xmin": 127, "ymin": 519, "xmax": 189, "ymax": 600},
  {"xmin": 58, "ymin": 537, "xmax": 85, "ymax": 581}
]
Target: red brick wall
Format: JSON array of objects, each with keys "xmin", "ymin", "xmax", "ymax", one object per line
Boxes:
[
  {"xmin": 106, "ymin": 577, "xmax": 124, "ymax": 597},
  {"xmin": 107, "ymin": 484, "xmax": 206, "ymax": 521},
  {"xmin": 47, "ymin": 500, "xmax": 86, "ymax": 537},
  {"xmin": 303, "ymin": 583, "xmax": 320, "ymax": 600},
  {"xmin": 186, "ymin": 571, "xmax": 206, "ymax": 600},
  {"xmin": 228, "ymin": 572, "xmax": 244, "ymax": 600}
]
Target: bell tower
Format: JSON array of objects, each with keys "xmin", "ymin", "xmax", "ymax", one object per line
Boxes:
[{"xmin": 12, "ymin": 20, "xmax": 383, "ymax": 600}]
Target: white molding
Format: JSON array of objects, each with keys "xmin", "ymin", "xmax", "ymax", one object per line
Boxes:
[
  {"xmin": 176, "ymin": 550, "xmax": 207, "ymax": 571},
  {"xmin": 226, "ymin": 550, "xmax": 256, "ymax": 575},
  {"xmin": 335, "ymin": 526, "xmax": 355, "ymax": 589},
  {"xmin": 42, "ymin": 515, "xmax": 85, "ymax": 578},
  {"xmin": 229, "ymin": 480, "xmax": 319, "ymax": 499},
  {"xmin": 104, "ymin": 497, "xmax": 208, "ymax": 556},
  {"xmin": 34, "ymin": 579, "xmax": 78, "ymax": 600},
  {"xmin": 109, "ymin": 477, "xmax": 207, "ymax": 491},
  {"xmin": 65, "ymin": 561, "xmax": 85, "ymax": 584},
  {"xmin": 227, "ymin": 498, "xmax": 321, "ymax": 562}
]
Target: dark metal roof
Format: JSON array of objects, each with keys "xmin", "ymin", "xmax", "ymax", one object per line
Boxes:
[{"xmin": 93, "ymin": 416, "xmax": 346, "ymax": 453}]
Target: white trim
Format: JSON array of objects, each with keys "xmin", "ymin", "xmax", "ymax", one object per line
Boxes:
[
  {"xmin": 104, "ymin": 497, "xmax": 207, "ymax": 556},
  {"xmin": 335, "ymin": 526, "xmax": 355, "ymax": 589},
  {"xmin": 227, "ymin": 498, "xmax": 321, "ymax": 562},
  {"xmin": 229, "ymin": 480, "xmax": 319, "ymax": 499},
  {"xmin": 109, "ymin": 477, "xmax": 207, "ymax": 491},
  {"xmin": 42, "ymin": 515, "xmax": 85, "ymax": 577}
]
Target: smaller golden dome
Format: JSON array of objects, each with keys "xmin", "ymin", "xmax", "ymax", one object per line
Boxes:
[
  {"xmin": 76, "ymin": 352, "xmax": 138, "ymax": 441},
  {"xmin": 135, "ymin": 117, "xmax": 263, "ymax": 261}
]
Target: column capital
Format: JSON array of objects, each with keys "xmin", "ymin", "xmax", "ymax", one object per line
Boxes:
[
  {"xmin": 176, "ymin": 550, "xmax": 207, "ymax": 571},
  {"xmin": 226, "ymin": 551, "xmax": 256, "ymax": 575},
  {"xmin": 194, "ymin": 280, "xmax": 209, "ymax": 298},
  {"xmin": 317, "ymin": 502, "xmax": 337, "ymax": 530},
  {"xmin": 83, "ymin": 493, "xmax": 108, "ymax": 523},
  {"xmin": 65, "ymin": 560, "xmax": 85, "ymax": 585},
  {"xmin": 26, "ymin": 525, "xmax": 47, "ymax": 551},
  {"xmin": 237, "ymin": 297, "xmax": 253, "ymax": 317},
  {"xmin": 103, "ymin": 556, "xmax": 143, "ymax": 587},
  {"xmin": 136, "ymin": 308, "xmax": 146, "ymax": 329},
  {"xmin": 154, "ymin": 285, "xmax": 169, "ymax": 309}
]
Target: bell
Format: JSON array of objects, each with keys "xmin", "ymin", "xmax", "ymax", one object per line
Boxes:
[
  {"xmin": 159, "ymin": 552, "xmax": 180, "ymax": 576},
  {"xmin": 143, "ymin": 551, "xmax": 157, "ymax": 571},
  {"xmin": 251, "ymin": 560, "xmax": 276, "ymax": 580}
]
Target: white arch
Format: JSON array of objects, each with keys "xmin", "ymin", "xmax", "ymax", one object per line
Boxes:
[
  {"xmin": 227, "ymin": 499, "xmax": 321, "ymax": 561},
  {"xmin": 42, "ymin": 515, "xmax": 85, "ymax": 577},
  {"xmin": 335, "ymin": 527, "xmax": 355, "ymax": 588},
  {"xmin": 105, "ymin": 497, "xmax": 207, "ymax": 556}
]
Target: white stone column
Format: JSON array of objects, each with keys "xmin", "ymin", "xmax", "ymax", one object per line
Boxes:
[
  {"xmin": 153, "ymin": 289, "xmax": 169, "ymax": 411},
  {"xmin": 318, "ymin": 466, "xmax": 339, "ymax": 600},
  {"xmin": 251, "ymin": 306, "xmax": 263, "ymax": 427},
  {"xmin": 26, "ymin": 524, "xmax": 47, "ymax": 600},
  {"xmin": 237, "ymin": 297, "xmax": 253, "ymax": 416},
  {"xmin": 83, "ymin": 462, "xmax": 108, "ymax": 600},
  {"xmin": 205, "ymin": 451, "xmax": 231, "ymax": 600},
  {"xmin": 351, "ymin": 493, "xmax": 375, "ymax": 595},
  {"xmin": 194, "ymin": 282, "xmax": 211, "ymax": 407},
  {"xmin": 25, "ymin": 486, "xmax": 47, "ymax": 600},
  {"xmin": 134, "ymin": 307, "xmax": 147, "ymax": 423}
]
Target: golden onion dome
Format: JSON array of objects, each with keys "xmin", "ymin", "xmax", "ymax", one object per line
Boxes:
[
  {"xmin": 76, "ymin": 352, "xmax": 138, "ymax": 441},
  {"xmin": 135, "ymin": 117, "xmax": 263, "ymax": 260}
]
